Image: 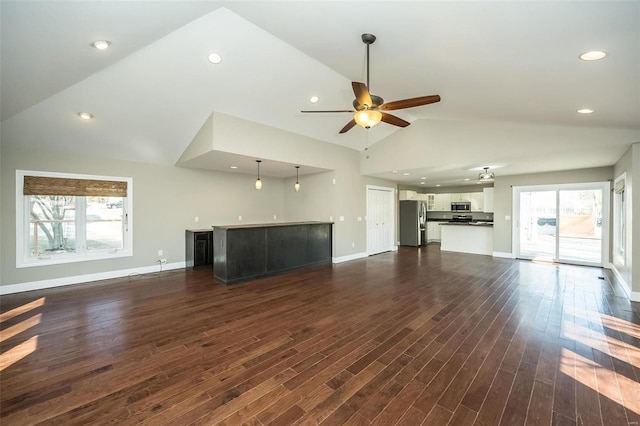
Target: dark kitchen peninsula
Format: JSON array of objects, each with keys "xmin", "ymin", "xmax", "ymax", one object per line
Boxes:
[{"xmin": 212, "ymin": 221, "xmax": 333, "ymax": 284}]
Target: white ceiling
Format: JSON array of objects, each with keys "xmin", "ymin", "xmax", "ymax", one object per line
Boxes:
[{"xmin": 1, "ymin": 1, "xmax": 639, "ymax": 185}]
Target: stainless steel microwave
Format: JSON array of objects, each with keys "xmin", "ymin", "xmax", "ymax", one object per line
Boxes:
[{"xmin": 451, "ymin": 202, "xmax": 471, "ymax": 212}]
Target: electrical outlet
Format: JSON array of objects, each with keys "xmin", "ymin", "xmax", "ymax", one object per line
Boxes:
[
  {"xmin": 195, "ymin": 216, "xmax": 199, "ymax": 223},
  {"xmin": 238, "ymin": 215, "xmax": 242, "ymax": 221},
  {"xmin": 158, "ymin": 249, "xmax": 163, "ymax": 256}
]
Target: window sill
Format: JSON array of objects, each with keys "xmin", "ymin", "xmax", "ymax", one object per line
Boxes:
[{"xmin": 17, "ymin": 250, "xmax": 132, "ymax": 268}]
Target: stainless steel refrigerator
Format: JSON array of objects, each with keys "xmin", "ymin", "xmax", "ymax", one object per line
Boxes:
[{"xmin": 399, "ymin": 200, "xmax": 427, "ymax": 246}]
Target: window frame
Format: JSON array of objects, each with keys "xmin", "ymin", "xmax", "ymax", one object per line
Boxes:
[
  {"xmin": 612, "ymin": 173, "xmax": 626, "ymax": 264},
  {"xmin": 16, "ymin": 170, "xmax": 133, "ymax": 268}
]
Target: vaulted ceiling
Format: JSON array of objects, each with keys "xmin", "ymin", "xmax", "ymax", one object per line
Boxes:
[{"xmin": 2, "ymin": 1, "xmax": 639, "ymax": 186}]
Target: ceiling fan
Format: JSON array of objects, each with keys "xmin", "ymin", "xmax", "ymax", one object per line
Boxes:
[{"xmin": 301, "ymin": 33, "xmax": 441, "ymax": 134}]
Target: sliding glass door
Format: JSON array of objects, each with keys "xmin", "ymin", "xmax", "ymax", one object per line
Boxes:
[{"xmin": 514, "ymin": 183, "xmax": 609, "ymax": 266}]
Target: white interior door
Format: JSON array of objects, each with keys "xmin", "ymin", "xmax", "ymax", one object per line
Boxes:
[{"xmin": 366, "ymin": 186, "xmax": 395, "ymax": 255}]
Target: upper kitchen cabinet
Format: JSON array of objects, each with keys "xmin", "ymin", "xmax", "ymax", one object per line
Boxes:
[
  {"xmin": 434, "ymin": 193, "xmax": 452, "ymax": 211},
  {"xmin": 426, "ymin": 193, "xmax": 435, "ymax": 211},
  {"xmin": 470, "ymin": 192, "xmax": 484, "ymax": 212},
  {"xmin": 399, "ymin": 190, "xmax": 418, "ymax": 200},
  {"xmin": 483, "ymin": 187, "xmax": 495, "ymax": 212},
  {"xmin": 451, "ymin": 193, "xmax": 470, "ymax": 202}
]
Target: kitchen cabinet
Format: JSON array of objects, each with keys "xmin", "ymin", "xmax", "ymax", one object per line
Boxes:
[
  {"xmin": 399, "ymin": 190, "xmax": 418, "ymax": 200},
  {"xmin": 212, "ymin": 222, "xmax": 332, "ymax": 284},
  {"xmin": 186, "ymin": 229, "xmax": 213, "ymax": 269},
  {"xmin": 427, "ymin": 221, "xmax": 445, "ymax": 241},
  {"xmin": 451, "ymin": 193, "xmax": 470, "ymax": 202},
  {"xmin": 434, "ymin": 193, "xmax": 451, "ymax": 211},
  {"xmin": 483, "ymin": 187, "xmax": 495, "ymax": 212},
  {"xmin": 470, "ymin": 192, "xmax": 484, "ymax": 211},
  {"xmin": 426, "ymin": 193, "xmax": 435, "ymax": 211}
]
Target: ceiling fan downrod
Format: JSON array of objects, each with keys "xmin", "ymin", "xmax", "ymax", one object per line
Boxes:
[{"xmin": 362, "ymin": 33, "xmax": 376, "ymax": 91}]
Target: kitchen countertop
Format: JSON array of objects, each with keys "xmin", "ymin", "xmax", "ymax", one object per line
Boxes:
[
  {"xmin": 440, "ymin": 222, "xmax": 493, "ymax": 226},
  {"xmin": 440, "ymin": 222, "xmax": 493, "ymax": 255},
  {"xmin": 213, "ymin": 221, "xmax": 334, "ymax": 230}
]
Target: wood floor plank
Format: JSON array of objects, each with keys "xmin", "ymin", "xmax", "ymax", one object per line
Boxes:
[{"xmin": 1, "ymin": 246, "xmax": 638, "ymax": 426}]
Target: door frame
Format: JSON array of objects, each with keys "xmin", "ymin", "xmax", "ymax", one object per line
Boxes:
[
  {"xmin": 366, "ymin": 185, "xmax": 397, "ymax": 255},
  {"xmin": 512, "ymin": 181, "xmax": 610, "ymax": 267}
]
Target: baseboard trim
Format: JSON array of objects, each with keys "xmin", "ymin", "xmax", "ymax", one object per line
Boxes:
[
  {"xmin": 0, "ymin": 261, "xmax": 187, "ymax": 295},
  {"xmin": 493, "ymin": 251, "xmax": 515, "ymax": 259},
  {"xmin": 332, "ymin": 252, "xmax": 368, "ymax": 264},
  {"xmin": 611, "ymin": 264, "xmax": 632, "ymax": 299}
]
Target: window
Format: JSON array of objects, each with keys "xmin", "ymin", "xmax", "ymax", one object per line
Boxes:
[
  {"xmin": 16, "ymin": 170, "xmax": 133, "ymax": 267},
  {"xmin": 613, "ymin": 173, "xmax": 626, "ymax": 263}
]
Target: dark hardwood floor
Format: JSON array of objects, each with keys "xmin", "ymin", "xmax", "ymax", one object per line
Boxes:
[{"xmin": 1, "ymin": 246, "xmax": 639, "ymax": 425}]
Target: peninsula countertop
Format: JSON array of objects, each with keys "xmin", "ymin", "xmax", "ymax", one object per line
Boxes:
[
  {"xmin": 212, "ymin": 221, "xmax": 334, "ymax": 230},
  {"xmin": 439, "ymin": 222, "xmax": 494, "ymax": 227}
]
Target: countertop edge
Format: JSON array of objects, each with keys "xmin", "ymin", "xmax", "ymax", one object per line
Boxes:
[
  {"xmin": 213, "ymin": 221, "xmax": 334, "ymax": 230},
  {"xmin": 439, "ymin": 223, "xmax": 494, "ymax": 227}
]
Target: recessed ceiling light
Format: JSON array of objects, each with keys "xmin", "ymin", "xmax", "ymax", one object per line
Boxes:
[
  {"xmin": 577, "ymin": 108, "xmax": 594, "ymax": 114},
  {"xmin": 392, "ymin": 170, "xmax": 398, "ymax": 174},
  {"xmin": 403, "ymin": 172, "xmax": 410, "ymax": 176},
  {"xmin": 77, "ymin": 112, "xmax": 93, "ymax": 120},
  {"xmin": 309, "ymin": 96, "xmax": 319, "ymax": 103},
  {"xmin": 420, "ymin": 182, "xmax": 425, "ymax": 185},
  {"xmin": 436, "ymin": 184, "xmax": 441, "ymax": 187},
  {"xmin": 464, "ymin": 178, "xmax": 470, "ymax": 181},
  {"xmin": 208, "ymin": 53, "xmax": 222, "ymax": 64},
  {"xmin": 90, "ymin": 40, "xmax": 111, "ymax": 50},
  {"xmin": 579, "ymin": 51, "xmax": 606, "ymax": 61},
  {"xmin": 230, "ymin": 166, "xmax": 238, "ymax": 169},
  {"xmin": 420, "ymin": 177, "xmax": 426, "ymax": 180}
]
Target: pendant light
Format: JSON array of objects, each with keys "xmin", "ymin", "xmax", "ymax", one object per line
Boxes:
[
  {"xmin": 255, "ymin": 160, "xmax": 262, "ymax": 190},
  {"xmin": 294, "ymin": 166, "xmax": 301, "ymax": 192}
]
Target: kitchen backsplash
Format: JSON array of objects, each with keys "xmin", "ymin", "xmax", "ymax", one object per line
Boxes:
[{"xmin": 427, "ymin": 212, "xmax": 494, "ymax": 221}]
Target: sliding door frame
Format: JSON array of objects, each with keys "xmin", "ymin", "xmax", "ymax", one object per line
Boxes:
[{"xmin": 512, "ymin": 181, "xmax": 611, "ymax": 267}]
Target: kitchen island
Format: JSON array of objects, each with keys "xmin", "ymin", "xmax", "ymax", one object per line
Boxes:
[
  {"xmin": 212, "ymin": 221, "xmax": 333, "ymax": 284},
  {"xmin": 440, "ymin": 223, "xmax": 493, "ymax": 256}
]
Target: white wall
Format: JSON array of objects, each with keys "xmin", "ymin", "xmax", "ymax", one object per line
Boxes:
[
  {"xmin": 1, "ymin": 140, "xmax": 397, "ymax": 291},
  {"xmin": 1, "ymin": 146, "xmax": 285, "ymax": 288}
]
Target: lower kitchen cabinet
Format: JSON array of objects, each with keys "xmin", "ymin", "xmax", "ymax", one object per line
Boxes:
[
  {"xmin": 427, "ymin": 221, "xmax": 445, "ymax": 242},
  {"xmin": 186, "ymin": 229, "xmax": 213, "ymax": 269}
]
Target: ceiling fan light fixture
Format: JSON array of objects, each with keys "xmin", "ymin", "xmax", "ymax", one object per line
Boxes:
[{"xmin": 354, "ymin": 109, "xmax": 382, "ymax": 128}]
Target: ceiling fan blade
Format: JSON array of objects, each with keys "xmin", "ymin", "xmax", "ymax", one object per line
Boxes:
[
  {"xmin": 379, "ymin": 95, "xmax": 441, "ymax": 111},
  {"xmin": 339, "ymin": 119, "xmax": 357, "ymax": 134},
  {"xmin": 301, "ymin": 110, "xmax": 355, "ymax": 113},
  {"xmin": 352, "ymin": 82, "xmax": 374, "ymax": 108},
  {"xmin": 380, "ymin": 112, "xmax": 410, "ymax": 128}
]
